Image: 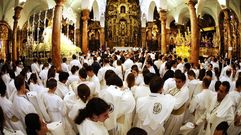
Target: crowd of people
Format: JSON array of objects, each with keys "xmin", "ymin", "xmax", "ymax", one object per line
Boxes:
[{"xmin": 0, "ymin": 49, "xmax": 241, "ymax": 135}]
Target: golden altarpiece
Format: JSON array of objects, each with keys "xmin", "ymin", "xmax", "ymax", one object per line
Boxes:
[{"xmin": 105, "ymin": 0, "xmax": 141, "ymax": 48}]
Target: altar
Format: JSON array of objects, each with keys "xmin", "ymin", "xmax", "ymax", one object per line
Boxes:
[{"xmin": 113, "ymin": 47, "xmax": 133, "ymax": 51}]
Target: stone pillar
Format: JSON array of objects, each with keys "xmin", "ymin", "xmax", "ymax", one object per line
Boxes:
[
  {"xmin": 187, "ymin": 0, "xmax": 200, "ymax": 66},
  {"xmin": 100, "ymin": 27, "xmax": 105, "ymax": 49},
  {"xmin": 12, "ymin": 6, "xmax": 22, "ymax": 63},
  {"xmin": 223, "ymin": 9, "xmax": 232, "ymax": 59},
  {"xmin": 141, "ymin": 27, "xmax": 146, "ymax": 48},
  {"xmin": 52, "ymin": 0, "xmax": 64, "ymax": 72},
  {"xmin": 81, "ymin": 9, "xmax": 90, "ymax": 54},
  {"xmin": 160, "ymin": 9, "xmax": 167, "ymax": 54}
]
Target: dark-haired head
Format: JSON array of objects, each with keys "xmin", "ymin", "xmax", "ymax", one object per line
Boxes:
[
  {"xmin": 0, "ymin": 107, "xmax": 4, "ymax": 134},
  {"xmin": 75, "ymin": 97, "xmax": 111, "ymax": 124},
  {"xmin": 0, "ymin": 78, "xmax": 6, "ymax": 97},
  {"xmin": 46, "ymin": 79, "xmax": 57, "ymax": 90},
  {"xmin": 149, "ymin": 77, "xmax": 163, "ymax": 93},
  {"xmin": 79, "ymin": 68, "xmax": 87, "ymax": 79},
  {"xmin": 25, "ymin": 113, "xmax": 48, "ymax": 135},
  {"xmin": 127, "ymin": 127, "xmax": 147, "ymax": 135},
  {"xmin": 77, "ymin": 84, "xmax": 91, "ymax": 103},
  {"xmin": 59, "ymin": 71, "xmax": 69, "ymax": 83},
  {"xmin": 14, "ymin": 75, "xmax": 26, "ymax": 91}
]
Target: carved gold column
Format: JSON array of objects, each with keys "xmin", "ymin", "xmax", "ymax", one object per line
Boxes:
[
  {"xmin": 160, "ymin": 9, "xmax": 167, "ymax": 54},
  {"xmin": 81, "ymin": 9, "xmax": 90, "ymax": 54},
  {"xmin": 52, "ymin": 0, "xmax": 64, "ymax": 72},
  {"xmin": 187, "ymin": 0, "xmax": 200, "ymax": 66},
  {"xmin": 100, "ymin": 27, "xmax": 105, "ymax": 49},
  {"xmin": 141, "ymin": 27, "xmax": 146, "ymax": 48},
  {"xmin": 147, "ymin": 24, "xmax": 152, "ymax": 50},
  {"xmin": 223, "ymin": 9, "xmax": 232, "ymax": 59},
  {"xmin": 12, "ymin": 6, "xmax": 22, "ymax": 62}
]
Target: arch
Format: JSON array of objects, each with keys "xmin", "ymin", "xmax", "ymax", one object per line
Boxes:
[
  {"xmin": 147, "ymin": 1, "xmax": 156, "ymax": 22},
  {"xmin": 178, "ymin": 7, "xmax": 190, "ymax": 25},
  {"xmin": 201, "ymin": 7, "xmax": 218, "ymax": 26},
  {"xmin": 167, "ymin": 15, "xmax": 174, "ymax": 29},
  {"xmin": 92, "ymin": 0, "xmax": 100, "ymax": 21},
  {"xmin": 228, "ymin": 1, "xmax": 241, "ymax": 22}
]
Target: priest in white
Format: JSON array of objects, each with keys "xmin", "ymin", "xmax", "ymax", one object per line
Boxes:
[
  {"xmin": 164, "ymin": 71, "xmax": 189, "ymax": 135},
  {"xmin": 136, "ymin": 77, "xmax": 176, "ymax": 135},
  {"xmin": 195, "ymin": 81, "xmax": 234, "ymax": 135}
]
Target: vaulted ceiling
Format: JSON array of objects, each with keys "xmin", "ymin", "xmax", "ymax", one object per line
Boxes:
[{"xmin": 0, "ymin": 0, "xmax": 240, "ymax": 29}]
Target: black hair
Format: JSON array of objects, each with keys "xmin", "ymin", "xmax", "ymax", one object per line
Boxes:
[
  {"xmin": 202, "ymin": 77, "xmax": 211, "ymax": 88},
  {"xmin": 72, "ymin": 54, "xmax": 77, "ymax": 59},
  {"xmin": 198, "ymin": 69, "xmax": 206, "ymax": 80},
  {"xmin": 14, "ymin": 75, "xmax": 25, "ymax": 91},
  {"xmin": 0, "ymin": 78, "xmax": 6, "ymax": 97},
  {"xmin": 75, "ymin": 97, "xmax": 111, "ymax": 124},
  {"xmin": 107, "ymin": 74, "xmax": 123, "ymax": 87},
  {"xmin": 77, "ymin": 84, "xmax": 91, "ymax": 103},
  {"xmin": 215, "ymin": 81, "xmax": 221, "ymax": 92},
  {"xmin": 0, "ymin": 107, "xmax": 4, "ymax": 135},
  {"xmin": 62, "ymin": 57, "xmax": 67, "ymax": 63},
  {"xmin": 28, "ymin": 73, "xmax": 38, "ymax": 84},
  {"xmin": 175, "ymin": 70, "xmax": 186, "ymax": 82},
  {"xmin": 85, "ymin": 66, "xmax": 93, "ymax": 72},
  {"xmin": 71, "ymin": 66, "xmax": 79, "ymax": 74},
  {"xmin": 143, "ymin": 73, "xmax": 156, "ymax": 85},
  {"xmin": 215, "ymin": 121, "xmax": 228, "ymax": 135},
  {"xmin": 149, "ymin": 77, "xmax": 163, "ymax": 93},
  {"xmin": 47, "ymin": 66, "xmax": 56, "ymax": 80},
  {"xmin": 236, "ymin": 79, "xmax": 241, "ymax": 88},
  {"xmin": 187, "ymin": 70, "xmax": 196, "ymax": 78},
  {"xmin": 59, "ymin": 71, "xmax": 69, "ymax": 82},
  {"xmin": 205, "ymin": 70, "xmax": 213, "ymax": 78},
  {"xmin": 79, "ymin": 68, "xmax": 87, "ymax": 79},
  {"xmin": 221, "ymin": 81, "xmax": 230, "ymax": 93},
  {"xmin": 25, "ymin": 113, "xmax": 41, "ymax": 135},
  {"xmin": 9, "ymin": 69, "xmax": 16, "ymax": 79},
  {"xmin": 127, "ymin": 127, "xmax": 147, "ymax": 135},
  {"xmin": 46, "ymin": 79, "xmax": 57, "ymax": 89}
]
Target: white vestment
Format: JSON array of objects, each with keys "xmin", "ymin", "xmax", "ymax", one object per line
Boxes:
[
  {"xmin": 165, "ymin": 85, "xmax": 189, "ymax": 135},
  {"xmin": 56, "ymin": 81, "xmax": 70, "ymax": 99},
  {"xmin": 134, "ymin": 85, "xmax": 151, "ymax": 100},
  {"xmin": 77, "ymin": 119, "xmax": 109, "ymax": 135},
  {"xmin": 99, "ymin": 85, "xmax": 135, "ymax": 133},
  {"xmin": 0, "ymin": 96, "xmax": 25, "ymax": 132},
  {"xmin": 42, "ymin": 92, "xmax": 75, "ymax": 135},
  {"xmin": 136, "ymin": 93, "xmax": 176, "ymax": 135},
  {"xmin": 12, "ymin": 94, "xmax": 37, "ymax": 124},
  {"xmin": 97, "ymin": 64, "xmax": 116, "ymax": 89},
  {"xmin": 163, "ymin": 78, "xmax": 176, "ymax": 94},
  {"xmin": 196, "ymin": 94, "xmax": 234, "ymax": 135}
]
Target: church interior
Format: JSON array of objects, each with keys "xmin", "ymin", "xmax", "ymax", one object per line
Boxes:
[
  {"xmin": 1, "ymin": 1, "xmax": 241, "ymax": 135},
  {"xmin": 0, "ymin": 0, "xmax": 240, "ymax": 68}
]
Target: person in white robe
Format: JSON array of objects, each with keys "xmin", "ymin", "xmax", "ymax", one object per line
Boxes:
[
  {"xmin": 12, "ymin": 75, "xmax": 37, "ymax": 133},
  {"xmin": 195, "ymin": 81, "xmax": 234, "ymax": 135},
  {"xmin": 0, "ymin": 79, "xmax": 25, "ymax": 132},
  {"xmin": 99, "ymin": 75, "xmax": 135, "ymax": 135},
  {"xmin": 188, "ymin": 77, "xmax": 215, "ymax": 134},
  {"xmin": 75, "ymin": 97, "xmax": 111, "ymax": 135},
  {"xmin": 70, "ymin": 68, "xmax": 96, "ymax": 97},
  {"xmin": 131, "ymin": 65, "xmax": 144, "ymax": 86},
  {"xmin": 123, "ymin": 54, "xmax": 134, "ymax": 72},
  {"xmin": 164, "ymin": 72, "xmax": 189, "ymax": 135},
  {"xmin": 86, "ymin": 66, "xmax": 101, "ymax": 95},
  {"xmin": 0, "ymin": 106, "xmax": 24, "ymax": 135},
  {"xmin": 68, "ymin": 84, "xmax": 90, "ymax": 121},
  {"xmin": 227, "ymin": 79, "xmax": 241, "ymax": 135},
  {"xmin": 97, "ymin": 58, "xmax": 116, "ymax": 89},
  {"xmin": 136, "ymin": 77, "xmax": 176, "ymax": 135},
  {"xmin": 42, "ymin": 78, "xmax": 75, "ymax": 135},
  {"xmin": 220, "ymin": 69, "xmax": 234, "ymax": 91},
  {"xmin": 134, "ymin": 73, "xmax": 154, "ymax": 100},
  {"xmin": 61, "ymin": 57, "xmax": 69, "ymax": 73},
  {"xmin": 55, "ymin": 71, "xmax": 70, "ymax": 99},
  {"xmin": 69, "ymin": 54, "xmax": 82, "ymax": 70},
  {"xmin": 39, "ymin": 63, "xmax": 49, "ymax": 86},
  {"xmin": 67, "ymin": 66, "xmax": 80, "ymax": 86},
  {"xmin": 31, "ymin": 59, "xmax": 40, "ymax": 74}
]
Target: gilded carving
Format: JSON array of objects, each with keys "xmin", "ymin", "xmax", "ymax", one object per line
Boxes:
[{"xmin": 0, "ymin": 24, "xmax": 9, "ymax": 40}]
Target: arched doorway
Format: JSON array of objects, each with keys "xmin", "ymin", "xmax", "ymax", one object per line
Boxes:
[{"xmin": 219, "ymin": 9, "xmax": 240, "ymax": 59}]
